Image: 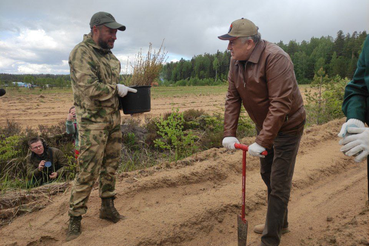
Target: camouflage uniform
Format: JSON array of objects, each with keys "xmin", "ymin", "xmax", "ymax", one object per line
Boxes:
[{"xmin": 68, "ymin": 33, "xmax": 122, "ymax": 217}]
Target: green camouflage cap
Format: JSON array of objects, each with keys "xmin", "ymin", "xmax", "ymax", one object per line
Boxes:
[
  {"xmin": 218, "ymin": 18, "xmax": 258, "ymax": 40},
  {"xmin": 90, "ymin": 12, "xmax": 126, "ymax": 31}
]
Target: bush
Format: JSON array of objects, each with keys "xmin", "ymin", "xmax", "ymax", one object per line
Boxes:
[
  {"xmin": 175, "ymin": 79, "xmax": 188, "ymax": 86},
  {"xmin": 123, "ymin": 41, "xmax": 167, "ymax": 86},
  {"xmin": 119, "ymin": 118, "xmax": 159, "ymax": 172},
  {"xmin": 0, "ymin": 135, "xmax": 22, "ymax": 162},
  {"xmin": 154, "ymin": 108, "xmax": 198, "ymax": 161},
  {"xmin": 0, "ymin": 120, "xmax": 22, "ymax": 138},
  {"xmin": 305, "ymin": 69, "xmax": 346, "ymax": 126},
  {"xmin": 0, "ymin": 122, "xmax": 76, "ymax": 192},
  {"xmin": 1, "ymin": 109, "xmax": 258, "ymax": 189}
]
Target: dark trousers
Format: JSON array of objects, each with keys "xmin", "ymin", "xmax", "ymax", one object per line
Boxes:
[{"xmin": 260, "ymin": 129, "xmax": 303, "ymax": 246}]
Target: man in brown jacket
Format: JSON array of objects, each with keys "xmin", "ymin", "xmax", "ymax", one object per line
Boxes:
[{"xmin": 219, "ymin": 18, "xmax": 306, "ymax": 246}]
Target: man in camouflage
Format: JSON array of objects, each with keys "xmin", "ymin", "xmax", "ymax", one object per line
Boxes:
[{"xmin": 67, "ymin": 12, "xmax": 137, "ymax": 241}]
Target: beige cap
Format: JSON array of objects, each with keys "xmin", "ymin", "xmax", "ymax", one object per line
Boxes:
[{"xmin": 218, "ymin": 18, "xmax": 258, "ymax": 40}]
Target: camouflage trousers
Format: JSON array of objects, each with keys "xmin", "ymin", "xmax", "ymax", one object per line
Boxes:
[{"xmin": 69, "ymin": 116, "xmax": 122, "ymax": 217}]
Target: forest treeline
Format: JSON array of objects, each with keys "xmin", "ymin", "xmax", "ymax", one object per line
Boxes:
[
  {"xmin": 0, "ymin": 30, "xmax": 367, "ymax": 87},
  {"xmin": 0, "ymin": 74, "xmax": 71, "ymax": 89},
  {"xmin": 161, "ymin": 30, "xmax": 368, "ymax": 85}
]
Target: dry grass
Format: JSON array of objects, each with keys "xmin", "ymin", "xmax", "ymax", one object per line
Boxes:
[
  {"xmin": 123, "ymin": 40, "xmax": 167, "ymax": 86},
  {"xmin": 0, "ymin": 182, "xmax": 69, "ymax": 226}
]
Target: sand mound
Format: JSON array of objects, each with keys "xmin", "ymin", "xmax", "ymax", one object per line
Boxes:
[{"xmin": 1, "ymin": 118, "xmax": 368, "ymax": 246}]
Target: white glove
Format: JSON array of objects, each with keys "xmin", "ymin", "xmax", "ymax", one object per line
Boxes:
[
  {"xmin": 222, "ymin": 137, "xmax": 240, "ymax": 150},
  {"xmin": 339, "ymin": 127, "xmax": 369, "ymax": 162},
  {"xmin": 338, "ymin": 119, "xmax": 365, "ymax": 138},
  {"xmin": 117, "ymin": 84, "xmax": 137, "ymax": 97},
  {"xmin": 248, "ymin": 142, "xmax": 266, "ymax": 158}
]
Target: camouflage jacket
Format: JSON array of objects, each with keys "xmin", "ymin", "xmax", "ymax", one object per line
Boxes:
[{"xmin": 69, "ymin": 33, "xmax": 121, "ymax": 129}]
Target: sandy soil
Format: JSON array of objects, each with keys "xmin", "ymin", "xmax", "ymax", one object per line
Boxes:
[
  {"xmin": 0, "ymin": 90, "xmax": 368, "ymax": 246},
  {"xmin": 0, "ymin": 88, "xmax": 226, "ymax": 129}
]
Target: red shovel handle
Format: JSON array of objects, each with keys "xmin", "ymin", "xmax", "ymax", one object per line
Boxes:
[
  {"xmin": 234, "ymin": 143, "xmax": 249, "ymax": 151},
  {"xmin": 234, "ymin": 143, "xmax": 268, "ymax": 156},
  {"xmin": 234, "ymin": 143, "xmax": 267, "ymax": 221}
]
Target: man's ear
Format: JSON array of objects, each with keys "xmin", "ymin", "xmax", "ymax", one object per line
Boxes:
[
  {"xmin": 246, "ymin": 39, "xmax": 255, "ymax": 50},
  {"xmin": 92, "ymin": 25, "xmax": 99, "ymax": 35}
]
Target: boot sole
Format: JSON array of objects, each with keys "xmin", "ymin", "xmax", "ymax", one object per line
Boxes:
[
  {"xmin": 99, "ymin": 214, "xmax": 125, "ymax": 223},
  {"xmin": 66, "ymin": 232, "xmax": 81, "ymax": 242},
  {"xmin": 253, "ymin": 227, "xmax": 290, "ymax": 234}
]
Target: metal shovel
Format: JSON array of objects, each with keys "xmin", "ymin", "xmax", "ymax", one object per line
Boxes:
[{"xmin": 234, "ymin": 143, "xmax": 267, "ymax": 246}]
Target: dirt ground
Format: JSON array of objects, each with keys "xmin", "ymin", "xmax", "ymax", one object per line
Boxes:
[
  {"xmin": 0, "ymin": 88, "xmax": 227, "ymax": 129},
  {"xmin": 0, "ymin": 89, "xmax": 368, "ymax": 246}
]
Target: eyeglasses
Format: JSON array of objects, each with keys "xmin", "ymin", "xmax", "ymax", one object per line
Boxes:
[{"xmin": 31, "ymin": 145, "xmax": 43, "ymax": 150}]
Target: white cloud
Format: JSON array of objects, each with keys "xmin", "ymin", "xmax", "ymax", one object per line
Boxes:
[
  {"xmin": 17, "ymin": 29, "xmax": 58, "ymax": 50},
  {"xmin": 17, "ymin": 62, "xmax": 69, "ymax": 74},
  {"xmin": 116, "ymin": 54, "xmax": 135, "ymax": 74},
  {"xmin": 168, "ymin": 58, "xmax": 179, "ymax": 63},
  {"xmin": 0, "ymin": 0, "xmax": 367, "ymax": 74},
  {"xmin": 0, "ymin": 55, "xmax": 17, "ymax": 72}
]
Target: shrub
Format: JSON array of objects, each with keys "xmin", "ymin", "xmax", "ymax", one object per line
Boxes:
[
  {"xmin": 174, "ymin": 79, "xmax": 188, "ymax": 86},
  {"xmin": 1, "ymin": 108, "xmax": 258, "ymax": 189},
  {"xmin": 305, "ymin": 69, "xmax": 346, "ymax": 126},
  {"xmin": 0, "ymin": 135, "xmax": 22, "ymax": 162},
  {"xmin": 0, "ymin": 121, "xmax": 76, "ymax": 192},
  {"xmin": 0, "ymin": 120, "xmax": 22, "ymax": 138},
  {"xmin": 154, "ymin": 108, "xmax": 198, "ymax": 161},
  {"xmin": 120, "ymin": 118, "xmax": 159, "ymax": 172},
  {"xmin": 123, "ymin": 41, "xmax": 167, "ymax": 86},
  {"xmin": 0, "ymin": 135, "xmax": 27, "ymax": 183}
]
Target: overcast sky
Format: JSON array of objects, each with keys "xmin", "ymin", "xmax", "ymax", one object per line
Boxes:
[{"xmin": 0, "ymin": 0, "xmax": 368, "ymax": 75}]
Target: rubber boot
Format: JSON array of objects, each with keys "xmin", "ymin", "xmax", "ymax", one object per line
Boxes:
[
  {"xmin": 99, "ymin": 197, "xmax": 125, "ymax": 223},
  {"xmin": 66, "ymin": 216, "xmax": 82, "ymax": 241}
]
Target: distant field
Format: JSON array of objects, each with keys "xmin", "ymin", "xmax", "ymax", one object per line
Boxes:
[
  {"xmin": 0, "ymin": 84, "xmax": 310, "ymax": 130},
  {"xmin": 0, "ymin": 86, "xmax": 228, "ymax": 129},
  {"xmin": 151, "ymin": 85, "xmax": 228, "ymax": 98}
]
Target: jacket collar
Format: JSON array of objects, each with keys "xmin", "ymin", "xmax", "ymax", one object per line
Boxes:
[
  {"xmin": 83, "ymin": 33, "xmax": 111, "ymax": 54},
  {"xmin": 235, "ymin": 39, "xmax": 266, "ymax": 66}
]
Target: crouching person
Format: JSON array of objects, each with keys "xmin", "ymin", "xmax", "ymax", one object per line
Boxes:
[{"xmin": 26, "ymin": 137, "xmax": 68, "ymax": 187}]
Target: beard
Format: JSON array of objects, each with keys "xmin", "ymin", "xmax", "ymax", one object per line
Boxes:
[{"xmin": 98, "ymin": 37, "xmax": 114, "ymax": 49}]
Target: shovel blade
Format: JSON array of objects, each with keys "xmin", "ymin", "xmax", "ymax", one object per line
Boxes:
[{"xmin": 237, "ymin": 215, "xmax": 248, "ymax": 246}]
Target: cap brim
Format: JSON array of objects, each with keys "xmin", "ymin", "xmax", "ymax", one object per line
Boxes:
[
  {"xmin": 218, "ymin": 34, "xmax": 238, "ymax": 40},
  {"xmin": 105, "ymin": 22, "xmax": 126, "ymax": 31}
]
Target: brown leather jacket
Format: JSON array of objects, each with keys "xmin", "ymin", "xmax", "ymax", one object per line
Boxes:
[{"xmin": 224, "ymin": 40, "xmax": 306, "ymax": 149}]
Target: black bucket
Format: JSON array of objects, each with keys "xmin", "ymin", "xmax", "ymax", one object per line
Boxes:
[{"xmin": 119, "ymin": 85, "xmax": 151, "ymax": 115}]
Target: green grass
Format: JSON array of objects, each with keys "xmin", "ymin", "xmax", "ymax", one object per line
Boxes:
[
  {"xmin": 5, "ymin": 86, "xmax": 229, "ymax": 98},
  {"xmin": 4, "ymin": 87, "xmax": 72, "ymax": 96},
  {"xmin": 298, "ymin": 84, "xmax": 311, "ymax": 90},
  {"xmin": 5, "ymin": 84, "xmax": 309, "ymax": 99},
  {"xmin": 151, "ymin": 85, "xmax": 228, "ymax": 98}
]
